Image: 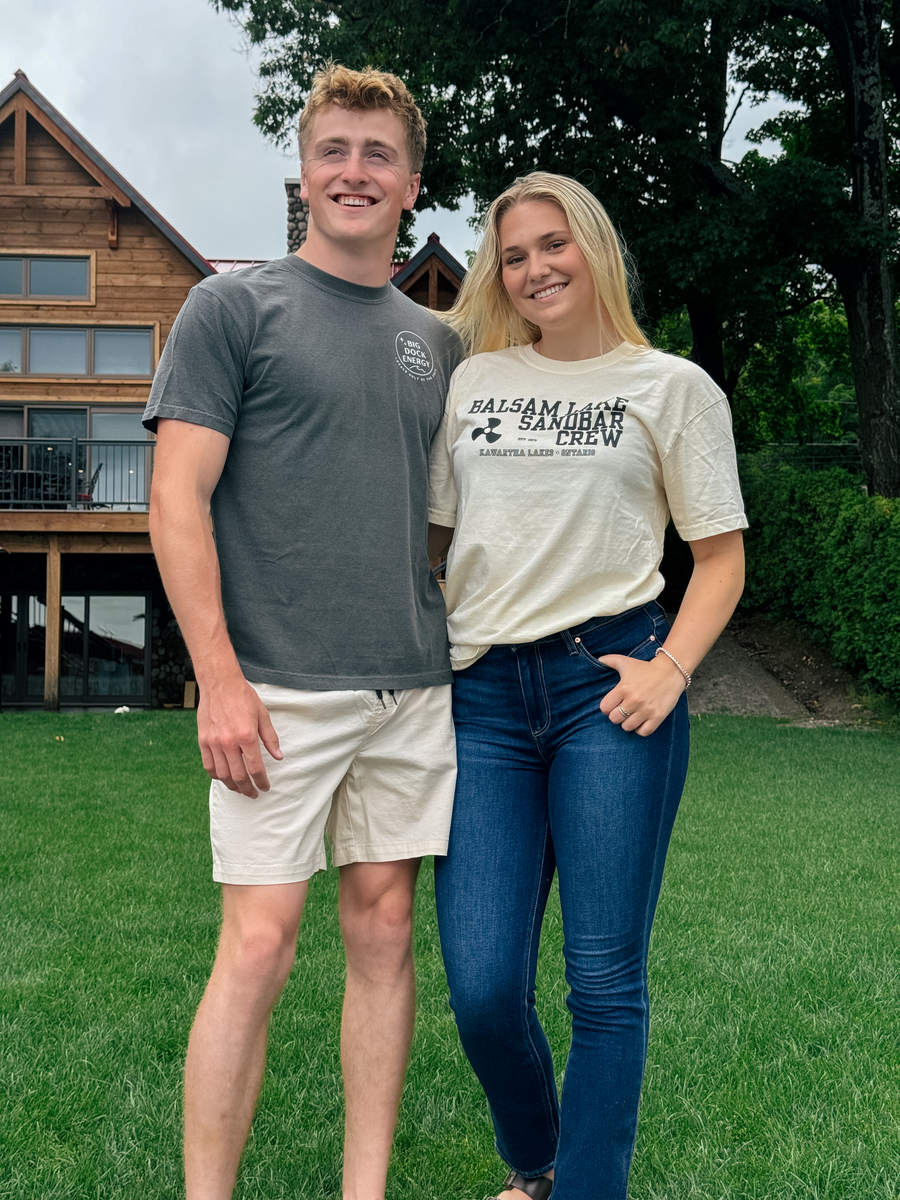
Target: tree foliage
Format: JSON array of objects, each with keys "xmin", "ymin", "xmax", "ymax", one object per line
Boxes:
[
  {"xmin": 213, "ymin": 0, "xmax": 900, "ymax": 492},
  {"xmin": 736, "ymin": 0, "xmax": 900, "ymax": 492}
]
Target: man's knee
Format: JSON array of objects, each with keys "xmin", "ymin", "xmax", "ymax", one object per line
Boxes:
[
  {"xmin": 217, "ymin": 885, "xmax": 305, "ymax": 992},
  {"xmin": 224, "ymin": 918, "xmax": 297, "ymax": 983},
  {"xmin": 340, "ymin": 863, "xmax": 417, "ymax": 962}
]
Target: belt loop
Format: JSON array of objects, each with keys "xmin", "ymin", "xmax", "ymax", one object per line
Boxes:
[
  {"xmin": 647, "ymin": 601, "xmax": 666, "ymax": 629},
  {"xmin": 560, "ymin": 628, "xmax": 579, "ymax": 655}
]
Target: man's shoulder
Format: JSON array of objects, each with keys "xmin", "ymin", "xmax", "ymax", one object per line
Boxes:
[{"xmin": 193, "ymin": 257, "xmax": 297, "ymax": 307}]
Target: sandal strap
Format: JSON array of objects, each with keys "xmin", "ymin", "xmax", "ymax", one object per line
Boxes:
[{"xmin": 502, "ymin": 1170, "xmax": 553, "ymax": 1200}]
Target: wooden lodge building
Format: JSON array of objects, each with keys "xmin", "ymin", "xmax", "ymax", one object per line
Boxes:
[{"xmin": 0, "ymin": 72, "xmax": 466, "ymax": 710}]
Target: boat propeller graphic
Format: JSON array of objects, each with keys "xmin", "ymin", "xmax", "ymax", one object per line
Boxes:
[{"xmin": 472, "ymin": 418, "xmax": 502, "ymax": 443}]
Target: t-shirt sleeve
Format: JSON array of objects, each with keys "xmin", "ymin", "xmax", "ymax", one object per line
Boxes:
[
  {"xmin": 427, "ymin": 375, "xmax": 459, "ymax": 528},
  {"xmin": 661, "ymin": 396, "xmax": 749, "ymax": 541},
  {"xmin": 142, "ymin": 285, "xmax": 247, "ymax": 436}
]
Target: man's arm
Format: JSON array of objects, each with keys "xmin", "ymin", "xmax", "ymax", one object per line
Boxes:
[{"xmin": 150, "ymin": 418, "xmax": 282, "ymax": 797}]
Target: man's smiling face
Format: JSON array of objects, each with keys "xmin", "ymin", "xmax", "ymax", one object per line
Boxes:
[{"xmin": 300, "ymin": 106, "xmax": 420, "ymax": 253}]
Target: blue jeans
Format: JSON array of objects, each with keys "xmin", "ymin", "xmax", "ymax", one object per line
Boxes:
[{"xmin": 434, "ymin": 603, "xmax": 689, "ymax": 1200}]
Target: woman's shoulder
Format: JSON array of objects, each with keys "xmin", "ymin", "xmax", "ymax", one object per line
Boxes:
[{"xmin": 637, "ymin": 347, "xmax": 725, "ymax": 395}]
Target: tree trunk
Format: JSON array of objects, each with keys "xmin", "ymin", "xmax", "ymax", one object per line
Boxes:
[
  {"xmin": 686, "ymin": 18, "xmax": 734, "ymax": 400},
  {"xmin": 836, "ymin": 254, "xmax": 900, "ymax": 495},
  {"xmin": 686, "ymin": 292, "xmax": 729, "ymax": 395},
  {"xmin": 827, "ymin": 0, "xmax": 900, "ymax": 495}
]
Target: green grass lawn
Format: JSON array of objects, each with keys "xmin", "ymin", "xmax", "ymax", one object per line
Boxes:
[{"xmin": 1, "ymin": 712, "xmax": 898, "ymax": 1199}]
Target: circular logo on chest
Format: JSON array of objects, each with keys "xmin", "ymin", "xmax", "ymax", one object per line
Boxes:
[{"xmin": 395, "ymin": 331, "xmax": 436, "ymax": 380}]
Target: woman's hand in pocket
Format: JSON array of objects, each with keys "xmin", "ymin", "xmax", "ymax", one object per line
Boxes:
[{"xmin": 597, "ymin": 653, "xmax": 686, "ymax": 736}]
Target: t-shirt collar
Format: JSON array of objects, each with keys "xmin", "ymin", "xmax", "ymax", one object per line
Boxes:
[
  {"xmin": 282, "ymin": 253, "xmax": 395, "ymax": 304},
  {"xmin": 517, "ymin": 340, "xmax": 639, "ymax": 374}
]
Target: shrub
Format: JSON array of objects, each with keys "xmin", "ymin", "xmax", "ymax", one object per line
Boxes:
[{"xmin": 740, "ymin": 461, "xmax": 900, "ymax": 703}]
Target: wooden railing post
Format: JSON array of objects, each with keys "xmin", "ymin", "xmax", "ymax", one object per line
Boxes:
[
  {"xmin": 70, "ymin": 436, "xmax": 79, "ymax": 507},
  {"xmin": 44, "ymin": 534, "xmax": 61, "ymax": 711}
]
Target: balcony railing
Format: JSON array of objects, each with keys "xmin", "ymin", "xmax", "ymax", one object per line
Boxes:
[{"xmin": 0, "ymin": 438, "xmax": 154, "ymax": 510}]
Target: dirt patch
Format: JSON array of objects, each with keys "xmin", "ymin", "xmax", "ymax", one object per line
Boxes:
[
  {"xmin": 723, "ymin": 610, "xmax": 881, "ymax": 728},
  {"xmin": 686, "ymin": 620, "xmax": 806, "ymax": 721}
]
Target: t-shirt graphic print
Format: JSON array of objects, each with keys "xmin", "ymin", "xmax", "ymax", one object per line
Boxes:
[{"xmin": 466, "ymin": 391, "xmax": 629, "ymax": 454}]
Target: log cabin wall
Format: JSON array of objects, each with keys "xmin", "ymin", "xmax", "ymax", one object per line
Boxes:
[
  {"xmin": 0, "ymin": 72, "xmax": 212, "ymax": 710},
  {"xmin": 0, "ymin": 130, "xmax": 205, "ymax": 410}
]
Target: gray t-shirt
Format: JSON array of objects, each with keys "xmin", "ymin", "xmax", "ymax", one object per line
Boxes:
[{"xmin": 144, "ymin": 254, "xmax": 462, "ymax": 691}]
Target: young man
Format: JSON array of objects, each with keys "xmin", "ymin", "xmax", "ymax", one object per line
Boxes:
[{"xmin": 144, "ymin": 66, "xmax": 462, "ymax": 1200}]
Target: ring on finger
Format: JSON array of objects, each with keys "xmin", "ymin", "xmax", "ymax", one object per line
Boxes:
[{"xmin": 617, "ymin": 704, "xmax": 632, "ymax": 719}]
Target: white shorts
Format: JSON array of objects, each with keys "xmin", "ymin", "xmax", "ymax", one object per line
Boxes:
[{"xmin": 209, "ymin": 682, "xmax": 457, "ymax": 885}]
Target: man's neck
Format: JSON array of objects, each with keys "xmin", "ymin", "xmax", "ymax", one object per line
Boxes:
[{"xmin": 296, "ymin": 227, "xmax": 394, "ymax": 288}]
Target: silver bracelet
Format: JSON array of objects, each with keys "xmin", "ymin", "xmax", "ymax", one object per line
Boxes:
[{"xmin": 655, "ymin": 645, "xmax": 692, "ymax": 689}]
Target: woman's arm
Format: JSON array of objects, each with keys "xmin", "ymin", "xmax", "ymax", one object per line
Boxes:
[{"xmin": 598, "ymin": 529, "xmax": 745, "ymax": 737}]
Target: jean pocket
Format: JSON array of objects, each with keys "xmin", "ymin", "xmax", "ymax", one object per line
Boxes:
[{"xmin": 575, "ymin": 619, "xmax": 659, "ymax": 671}]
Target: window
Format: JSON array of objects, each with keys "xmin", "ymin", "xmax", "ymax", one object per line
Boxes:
[
  {"xmin": 0, "ymin": 259, "xmax": 23, "ymax": 296},
  {"xmin": 2, "ymin": 592, "xmax": 150, "ymax": 704},
  {"xmin": 0, "ymin": 255, "xmax": 91, "ymax": 299},
  {"xmin": 60, "ymin": 594, "xmax": 149, "ymax": 699},
  {"xmin": 28, "ymin": 409, "xmax": 88, "ymax": 440},
  {"xmin": 90, "ymin": 411, "xmax": 149, "ymax": 507},
  {"xmin": 0, "ymin": 326, "xmax": 154, "ymax": 376},
  {"xmin": 0, "ymin": 408, "xmax": 22, "ymax": 437},
  {"xmin": 94, "ymin": 330, "xmax": 153, "ymax": 375},
  {"xmin": 30, "ymin": 328, "xmax": 87, "ymax": 374},
  {"xmin": 0, "ymin": 327, "xmax": 21, "ymax": 373}
]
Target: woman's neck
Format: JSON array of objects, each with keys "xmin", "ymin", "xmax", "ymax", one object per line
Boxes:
[{"xmin": 533, "ymin": 313, "xmax": 622, "ymax": 362}]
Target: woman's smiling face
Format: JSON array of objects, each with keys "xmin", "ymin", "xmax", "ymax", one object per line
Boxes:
[{"xmin": 498, "ymin": 199, "xmax": 596, "ymax": 335}]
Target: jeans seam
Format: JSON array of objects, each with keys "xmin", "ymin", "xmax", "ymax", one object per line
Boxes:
[
  {"xmin": 514, "ymin": 813, "xmax": 560, "ymax": 1158},
  {"xmin": 516, "ymin": 649, "xmax": 553, "ymax": 747},
  {"xmin": 532, "ymin": 648, "xmax": 552, "ymax": 739},
  {"xmin": 637, "ymin": 695, "xmax": 685, "ymax": 1067}
]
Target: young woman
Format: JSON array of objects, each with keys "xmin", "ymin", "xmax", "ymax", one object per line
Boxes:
[{"xmin": 427, "ymin": 173, "xmax": 747, "ymax": 1200}]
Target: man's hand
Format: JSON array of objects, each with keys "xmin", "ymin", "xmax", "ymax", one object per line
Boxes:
[
  {"xmin": 598, "ymin": 653, "xmax": 686, "ymax": 738},
  {"xmin": 197, "ymin": 675, "xmax": 283, "ymax": 798}
]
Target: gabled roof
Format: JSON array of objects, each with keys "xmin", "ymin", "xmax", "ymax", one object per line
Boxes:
[
  {"xmin": 391, "ymin": 232, "xmax": 467, "ymax": 289},
  {"xmin": 0, "ymin": 72, "xmax": 214, "ymax": 278}
]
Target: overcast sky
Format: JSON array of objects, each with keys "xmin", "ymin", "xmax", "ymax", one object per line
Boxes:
[{"xmin": 1, "ymin": 0, "xmax": 783, "ymax": 266}]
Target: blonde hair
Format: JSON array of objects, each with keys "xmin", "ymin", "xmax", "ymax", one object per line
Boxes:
[
  {"xmin": 299, "ymin": 64, "xmax": 427, "ymax": 175},
  {"xmin": 447, "ymin": 172, "xmax": 649, "ymax": 357}
]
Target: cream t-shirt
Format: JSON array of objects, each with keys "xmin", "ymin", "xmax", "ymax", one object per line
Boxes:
[{"xmin": 427, "ymin": 342, "xmax": 748, "ymax": 669}]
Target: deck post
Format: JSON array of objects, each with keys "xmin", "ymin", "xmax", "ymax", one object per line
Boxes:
[{"xmin": 43, "ymin": 534, "xmax": 61, "ymax": 711}]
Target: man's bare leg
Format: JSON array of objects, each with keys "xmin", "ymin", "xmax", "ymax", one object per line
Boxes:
[
  {"xmin": 338, "ymin": 858, "xmax": 421, "ymax": 1200},
  {"xmin": 184, "ymin": 881, "xmax": 308, "ymax": 1200}
]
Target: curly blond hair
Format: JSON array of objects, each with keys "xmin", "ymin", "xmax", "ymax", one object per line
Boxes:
[{"xmin": 299, "ymin": 64, "xmax": 427, "ymax": 174}]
